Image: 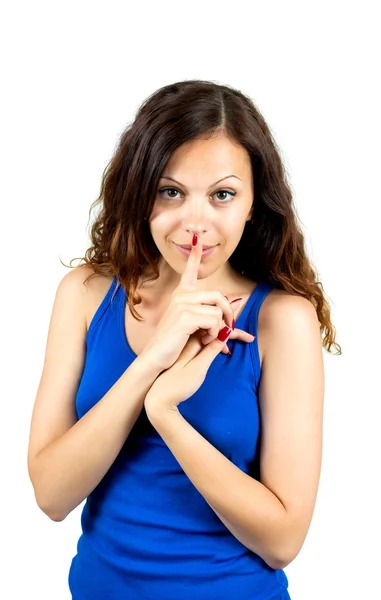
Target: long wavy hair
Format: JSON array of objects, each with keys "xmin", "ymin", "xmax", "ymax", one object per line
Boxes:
[{"xmin": 61, "ymin": 79, "xmax": 341, "ymax": 355}]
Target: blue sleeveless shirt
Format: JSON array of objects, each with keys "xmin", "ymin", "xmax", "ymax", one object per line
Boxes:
[{"xmin": 68, "ymin": 275, "xmax": 290, "ymax": 600}]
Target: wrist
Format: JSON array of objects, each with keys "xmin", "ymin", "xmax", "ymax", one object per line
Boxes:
[
  {"xmin": 145, "ymin": 399, "xmax": 180, "ymax": 427},
  {"xmin": 134, "ymin": 354, "xmax": 164, "ymax": 380}
]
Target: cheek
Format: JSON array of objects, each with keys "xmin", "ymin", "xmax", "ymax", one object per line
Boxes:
[
  {"xmin": 149, "ymin": 207, "xmax": 174, "ymax": 228},
  {"xmin": 148, "ymin": 215, "xmax": 176, "ymax": 249},
  {"xmin": 221, "ymin": 218, "xmax": 245, "ymax": 241}
]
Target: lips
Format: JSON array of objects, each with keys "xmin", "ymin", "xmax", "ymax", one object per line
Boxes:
[
  {"xmin": 174, "ymin": 243, "xmax": 217, "ymax": 259},
  {"xmin": 176, "ymin": 243, "xmax": 216, "ymax": 250}
]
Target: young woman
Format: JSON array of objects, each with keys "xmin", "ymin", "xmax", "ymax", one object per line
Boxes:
[{"xmin": 27, "ymin": 79, "xmax": 340, "ymax": 600}]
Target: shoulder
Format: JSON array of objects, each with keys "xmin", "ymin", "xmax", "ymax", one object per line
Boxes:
[
  {"xmin": 59, "ymin": 264, "xmax": 99, "ymax": 298},
  {"xmin": 260, "ymin": 287, "xmax": 319, "ymax": 327},
  {"xmin": 259, "ymin": 288, "xmax": 321, "ymax": 361},
  {"xmin": 60, "ymin": 264, "xmax": 94, "ymax": 286},
  {"xmin": 60, "ymin": 265, "xmax": 114, "ymax": 330}
]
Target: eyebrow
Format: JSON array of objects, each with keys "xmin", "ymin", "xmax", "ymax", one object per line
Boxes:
[{"xmin": 159, "ymin": 174, "xmax": 242, "ymax": 188}]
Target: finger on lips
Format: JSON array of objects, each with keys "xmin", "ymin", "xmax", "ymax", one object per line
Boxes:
[{"xmin": 179, "ymin": 233, "xmax": 201, "ymax": 290}]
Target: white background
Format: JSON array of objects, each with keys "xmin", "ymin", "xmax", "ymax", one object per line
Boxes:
[{"xmin": 1, "ymin": 1, "xmax": 380, "ymax": 598}]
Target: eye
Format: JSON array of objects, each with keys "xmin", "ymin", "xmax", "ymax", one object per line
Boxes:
[{"xmin": 158, "ymin": 187, "xmax": 237, "ymax": 203}]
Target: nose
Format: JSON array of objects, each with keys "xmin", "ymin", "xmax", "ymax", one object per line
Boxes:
[
  {"xmin": 184, "ymin": 225, "xmax": 208, "ymax": 242},
  {"xmin": 181, "ymin": 205, "xmax": 213, "ymax": 238}
]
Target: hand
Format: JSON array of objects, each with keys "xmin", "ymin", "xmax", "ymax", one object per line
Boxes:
[
  {"xmin": 139, "ymin": 234, "xmax": 253, "ymax": 373},
  {"xmin": 144, "ymin": 326, "xmax": 235, "ymax": 420}
]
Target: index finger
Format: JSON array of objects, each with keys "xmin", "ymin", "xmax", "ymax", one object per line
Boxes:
[{"xmin": 179, "ymin": 233, "xmax": 202, "ymax": 290}]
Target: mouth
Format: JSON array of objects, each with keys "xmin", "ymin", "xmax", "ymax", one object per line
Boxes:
[
  {"xmin": 176, "ymin": 243, "xmax": 215, "ymax": 250},
  {"xmin": 173, "ymin": 242, "xmax": 217, "ymax": 258}
]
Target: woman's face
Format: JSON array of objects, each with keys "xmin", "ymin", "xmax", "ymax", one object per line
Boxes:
[{"xmin": 147, "ymin": 133, "xmax": 254, "ymax": 291}]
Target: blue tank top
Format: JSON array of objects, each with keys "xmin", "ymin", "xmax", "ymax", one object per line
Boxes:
[{"xmin": 68, "ymin": 275, "xmax": 290, "ymax": 600}]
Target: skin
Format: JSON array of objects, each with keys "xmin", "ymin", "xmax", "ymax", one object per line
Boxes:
[{"xmin": 143, "ymin": 131, "xmax": 254, "ymax": 297}]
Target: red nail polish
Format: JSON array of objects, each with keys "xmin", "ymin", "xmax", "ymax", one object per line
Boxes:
[
  {"xmin": 230, "ymin": 297, "xmax": 243, "ymax": 304},
  {"xmin": 218, "ymin": 326, "xmax": 232, "ymax": 342},
  {"xmin": 192, "ymin": 234, "xmax": 198, "ymax": 247},
  {"xmin": 232, "ymin": 319, "xmax": 235, "ymax": 330}
]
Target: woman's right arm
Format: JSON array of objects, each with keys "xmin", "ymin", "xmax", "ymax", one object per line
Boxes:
[{"xmin": 27, "ymin": 267, "xmax": 162, "ymax": 522}]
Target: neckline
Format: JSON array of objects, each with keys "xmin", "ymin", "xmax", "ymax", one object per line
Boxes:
[{"xmin": 116, "ymin": 277, "xmax": 264, "ymax": 359}]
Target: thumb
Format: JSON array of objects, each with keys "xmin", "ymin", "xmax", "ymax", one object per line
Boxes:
[{"xmin": 189, "ymin": 329, "xmax": 232, "ymax": 374}]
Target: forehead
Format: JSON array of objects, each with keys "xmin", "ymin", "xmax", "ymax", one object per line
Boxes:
[{"xmin": 163, "ymin": 135, "xmax": 251, "ymax": 179}]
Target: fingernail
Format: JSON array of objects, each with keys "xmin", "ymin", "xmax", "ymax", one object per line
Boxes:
[
  {"xmin": 226, "ymin": 347, "xmax": 232, "ymax": 355},
  {"xmin": 230, "ymin": 297, "xmax": 243, "ymax": 305},
  {"xmin": 218, "ymin": 326, "xmax": 232, "ymax": 342},
  {"xmin": 192, "ymin": 234, "xmax": 198, "ymax": 247},
  {"xmin": 232, "ymin": 319, "xmax": 235, "ymax": 330}
]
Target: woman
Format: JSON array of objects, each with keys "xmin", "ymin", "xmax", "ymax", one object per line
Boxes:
[{"xmin": 27, "ymin": 79, "xmax": 340, "ymax": 599}]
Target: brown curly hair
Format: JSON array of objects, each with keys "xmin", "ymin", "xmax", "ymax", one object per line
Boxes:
[{"xmin": 61, "ymin": 79, "xmax": 341, "ymax": 355}]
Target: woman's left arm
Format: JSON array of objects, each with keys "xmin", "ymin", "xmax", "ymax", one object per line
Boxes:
[{"xmin": 148, "ymin": 295, "xmax": 325, "ymax": 571}]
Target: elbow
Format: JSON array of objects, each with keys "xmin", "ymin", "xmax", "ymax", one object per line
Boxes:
[
  {"xmin": 29, "ymin": 472, "xmax": 66, "ymax": 522},
  {"xmin": 268, "ymin": 516, "xmax": 307, "ymax": 570},
  {"xmin": 265, "ymin": 551, "xmax": 288, "ymax": 571},
  {"xmin": 269, "ymin": 544, "xmax": 302, "ymax": 571},
  {"xmin": 32, "ymin": 487, "xmax": 66, "ymax": 522},
  {"xmin": 264, "ymin": 534, "xmax": 302, "ymax": 570},
  {"xmin": 50, "ymin": 514, "xmax": 66, "ymax": 522},
  {"xmin": 268, "ymin": 555, "xmax": 291, "ymax": 571},
  {"xmin": 38, "ymin": 501, "xmax": 66, "ymax": 522},
  {"xmin": 34, "ymin": 485, "xmax": 75, "ymax": 522},
  {"xmin": 261, "ymin": 547, "xmax": 289, "ymax": 571},
  {"xmin": 46, "ymin": 508, "xmax": 66, "ymax": 522}
]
